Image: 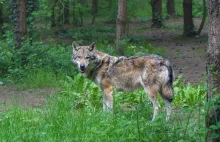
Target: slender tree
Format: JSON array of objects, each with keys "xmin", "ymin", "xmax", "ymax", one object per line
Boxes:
[
  {"xmin": 0, "ymin": 3, "xmax": 3, "ymax": 36},
  {"xmin": 116, "ymin": 0, "xmax": 126, "ymax": 55},
  {"xmin": 56, "ymin": 0, "xmax": 64, "ymax": 31},
  {"xmin": 72, "ymin": 0, "xmax": 77, "ymax": 25},
  {"xmin": 91, "ymin": 0, "xmax": 98, "ymax": 24},
  {"xmin": 183, "ymin": 0, "xmax": 196, "ymax": 36},
  {"xmin": 27, "ymin": 0, "xmax": 38, "ymax": 42},
  {"xmin": 197, "ymin": 0, "xmax": 207, "ymax": 36},
  {"xmin": 51, "ymin": 0, "xmax": 58, "ymax": 27},
  {"xmin": 12, "ymin": 0, "xmax": 27, "ymax": 49},
  {"xmin": 64, "ymin": 0, "xmax": 70, "ymax": 24},
  {"xmin": 79, "ymin": 0, "xmax": 84, "ymax": 26},
  {"xmin": 206, "ymin": 0, "xmax": 220, "ymax": 141},
  {"xmin": 166, "ymin": 0, "xmax": 175, "ymax": 18},
  {"xmin": 151, "ymin": 0, "xmax": 162, "ymax": 28}
]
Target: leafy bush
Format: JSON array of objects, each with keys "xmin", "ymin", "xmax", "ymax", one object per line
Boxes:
[
  {"xmin": 59, "ymin": 74, "xmax": 102, "ymax": 109},
  {"xmin": 0, "ymin": 37, "xmax": 76, "ymax": 83},
  {"xmin": 174, "ymin": 75, "xmax": 206, "ymax": 108}
]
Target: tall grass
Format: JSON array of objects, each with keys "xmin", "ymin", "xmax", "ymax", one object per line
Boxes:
[
  {"xmin": 0, "ymin": 75, "xmax": 207, "ymax": 141},
  {"xmin": 17, "ymin": 69, "xmax": 64, "ymax": 89}
]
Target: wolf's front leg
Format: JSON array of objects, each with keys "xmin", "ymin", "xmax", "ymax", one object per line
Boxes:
[{"xmin": 102, "ymin": 85, "xmax": 113, "ymax": 111}]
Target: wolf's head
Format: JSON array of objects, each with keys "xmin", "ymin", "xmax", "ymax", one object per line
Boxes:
[{"xmin": 72, "ymin": 41, "xmax": 100, "ymax": 74}]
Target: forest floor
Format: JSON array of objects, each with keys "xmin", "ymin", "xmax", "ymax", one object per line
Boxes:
[{"xmin": 0, "ymin": 17, "xmax": 208, "ymax": 109}]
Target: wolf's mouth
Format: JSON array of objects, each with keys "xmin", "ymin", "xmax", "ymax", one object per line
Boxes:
[{"xmin": 80, "ymin": 68, "xmax": 86, "ymax": 73}]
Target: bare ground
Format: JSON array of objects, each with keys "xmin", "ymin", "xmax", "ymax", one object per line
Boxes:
[
  {"xmin": 0, "ymin": 17, "xmax": 208, "ymax": 108},
  {"xmin": 0, "ymin": 86, "xmax": 57, "ymax": 111}
]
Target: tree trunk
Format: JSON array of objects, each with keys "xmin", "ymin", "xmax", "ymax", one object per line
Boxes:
[
  {"xmin": 91, "ymin": 0, "xmax": 98, "ymax": 24},
  {"xmin": 183, "ymin": 0, "xmax": 196, "ymax": 36},
  {"xmin": 206, "ymin": 0, "xmax": 220, "ymax": 141},
  {"xmin": 197, "ymin": 0, "xmax": 207, "ymax": 36},
  {"xmin": 0, "ymin": 3, "xmax": 3, "ymax": 36},
  {"xmin": 14, "ymin": 0, "xmax": 27, "ymax": 49},
  {"xmin": 64, "ymin": 0, "xmax": 70, "ymax": 24},
  {"xmin": 151, "ymin": 0, "xmax": 162, "ymax": 28},
  {"xmin": 79, "ymin": 0, "xmax": 84, "ymax": 26},
  {"xmin": 51, "ymin": 0, "xmax": 58, "ymax": 27},
  {"xmin": 26, "ymin": 0, "xmax": 38, "ymax": 43},
  {"xmin": 56, "ymin": 1, "xmax": 63, "ymax": 31},
  {"xmin": 116, "ymin": 0, "xmax": 126, "ymax": 55},
  {"xmin": 166, "ymin": 0, "xmax": 175, "ymax": 18},
  {"xmin": 72, "ymin": 0, "xmax": 77, "ymax": 25}
]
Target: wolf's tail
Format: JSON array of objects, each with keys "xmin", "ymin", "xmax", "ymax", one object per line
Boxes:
[
  {"xmin": 163, "ymin": 60, "xmax": 174, "ymax": 87},
  {"xmin": 160, "ymin": 59, "xmax": 174, "ymax": 104}
]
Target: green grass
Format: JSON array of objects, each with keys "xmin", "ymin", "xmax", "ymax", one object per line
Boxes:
[
  {"xmin": 15, "ymin": 69, "xmax": 64, "ymax": 90},
  {"xmin": 0, "ymin": 98, "xmax": 206, "ymax": 142},
  {"xmin": 0, "ymin": 75, "xmax": 207, "ymax": 142}
]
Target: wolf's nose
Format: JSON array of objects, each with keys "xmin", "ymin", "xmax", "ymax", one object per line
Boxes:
[{"xmin": 80, "ymin": 64, "xmax": 85, "ymax": 70}]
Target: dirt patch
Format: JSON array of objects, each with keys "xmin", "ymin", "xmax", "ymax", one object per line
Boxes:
[{"xmin": 0, "ymin": 86, "xmax": 58, "ymax": 111}]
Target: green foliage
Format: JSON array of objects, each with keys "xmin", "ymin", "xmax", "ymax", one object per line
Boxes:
[
  {"xmin": 68, "ymin": 26, "xmax": 115, "ymax": 43},
  {"xmin": 18, "ymin": 69, "xmax": 63, "ymax": 89},
  {"xmin": 192, "ymin": 0, "xmax": 205, "ymax": 17},
  {"xmin": 175, "ymin": 0, "xmax": 205, "ymax": 17},
  {"xmin": 114, "ymin": 39, "xmax": 164, "ymax": 56},
  {"xmin": 206, "ymin": 94, "xmax": 220, "ymax": 139},
  {"xmin": 0, "ymin": 34, "xmax": 75, "ymax": 84},
  {"xmin": 59, "ymin": 74, "xmax": 102, "ymax": 109},
  {"xmin": 173, "ymin": 75, "xmax": 206, "ymax": 108}
]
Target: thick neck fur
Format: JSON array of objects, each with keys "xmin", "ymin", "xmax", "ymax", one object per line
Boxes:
[{"xmin": 84, "ymin": 49, "xmax": 118, "ymax": 81}]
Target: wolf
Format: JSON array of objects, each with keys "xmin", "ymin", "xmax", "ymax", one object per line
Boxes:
[{"xmin": 72, "ymin": 41, "xmax": 174, "ymax": 121}]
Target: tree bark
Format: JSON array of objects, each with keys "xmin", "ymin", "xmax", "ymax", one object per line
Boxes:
[
  {"xmin": 91, "ymin": 0, "xmax": 98, "ymax": 24},
  {"xmin": 116, "ymin": 0, "xmax": 126, "ymax": 55},
  {"xmin": 56, "ymin": 1, "xmax": 64, "ymax": 31},
  {"xmin": 183, "ymin": 0, "xmax": 196, "ymax": 36},
  {"xmin": 79, "ymin": 0, "xmax": 84, "ymax": 26},
  {"xmin": 206, "ymin": 0, "xmax": 220, "ymax": 141},
  {"xmin": 197, "ymin": 0, "xmax": 207, "ymax": 36},
  {"xmin": 64, "ymin": 0, "xmax": 70, "ymax": 24},
  {"xmin": 166, "ymin": 0, "xmax": 175, "ymax": 18},
  {"xmin": 151, "ymin": 0, "xmax": 162, "ymax": 28},
  {"xmin": 72, "ymin": 0, "xmax": 77, "ymax": 25},
  {"xmin": 51, "ymin": 0, "xmax": 58, "ymax": 27},
  {"xmin": 0, "ymin": 3, "xmax": 3, "ymax": 36},
  {"xmin": 14, "ymin": 0, "xmax": 27, "ymax": 49}
]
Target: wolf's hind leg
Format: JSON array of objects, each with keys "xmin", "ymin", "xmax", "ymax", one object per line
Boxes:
[
  {"xmin": 161, "ymin": 85, "xmax": 174, "ymax": 121},
  {"xmin": 144, "ymin": 87, "xmax": 160, "ymax": 121},
  {"xmin": 102, "ymin": 85, "xmax": 113, "ymax": 111}
]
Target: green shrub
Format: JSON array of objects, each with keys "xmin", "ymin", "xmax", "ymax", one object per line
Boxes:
[
  {"xmin": 0, "ymin": 38, "xmax": 76, "ymax": 83},
  {"xmin": 174, "ymin": 75, "xmax": 206, "ymax": 108}
]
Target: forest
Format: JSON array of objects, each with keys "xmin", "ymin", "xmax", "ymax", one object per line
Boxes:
[{"xmin": 0, "ymin": 0, "xmax": 220, "ymax": 141}]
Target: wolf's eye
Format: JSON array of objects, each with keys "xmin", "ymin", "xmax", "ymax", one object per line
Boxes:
[
  {"xmin": 85, "ymin": 56, "xmax": 90, "ymax": 59},
  {"xmin": 74, "ymin": 56, "xmax": 81, "ymax": 60}
]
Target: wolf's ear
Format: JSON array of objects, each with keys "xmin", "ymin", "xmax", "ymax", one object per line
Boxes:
[
  {"xmin": 88, "ymin": 42, "xmax": 95, "ymax": 51},
  {"xmin": 72, "ymin": 41, "xmax": 80, "ymax": 51}
]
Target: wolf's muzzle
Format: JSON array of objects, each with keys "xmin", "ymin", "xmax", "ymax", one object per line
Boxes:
[{"xmin": 80, "ymin": 64, "xmax": 86, "ymax": 73}]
